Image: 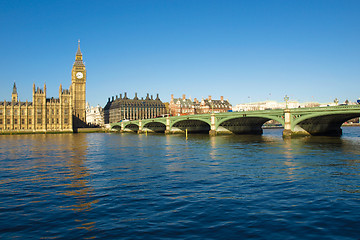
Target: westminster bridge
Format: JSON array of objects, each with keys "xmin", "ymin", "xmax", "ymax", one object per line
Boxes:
[{"xmin": 110, "ymin": 105, "xmax": 360, "ymax": 137}]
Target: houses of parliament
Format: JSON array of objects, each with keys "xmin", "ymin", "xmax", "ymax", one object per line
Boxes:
[{"xmin": 0, "ymin": 41, "xmax": 87, "ymax": 133}]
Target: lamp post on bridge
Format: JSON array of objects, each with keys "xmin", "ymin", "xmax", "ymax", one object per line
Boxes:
[{"xmin": 284, "ymin": 95, "xmax": 289, "ymax": 109}]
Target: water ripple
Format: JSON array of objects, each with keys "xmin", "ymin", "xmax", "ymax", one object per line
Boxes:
[{"xmin": 0, "ymin": 130, "xmax": 360, "ymax": 239}]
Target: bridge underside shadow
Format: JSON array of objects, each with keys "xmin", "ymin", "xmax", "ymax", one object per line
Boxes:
[
  {"xmin": 143, "ymin": 122, "xmax": 166, "ymax": 133},
  {"xmin": 112, "ymin": 125, "xmax": 122, "ymax": 131},
  {"xmin": 295, "ymin": 114, "xmax": 360, "ymax": 136},
  {"xmin": 218, "ymin": 117, "xmax": 273, "ymax": 135},
  {"xmin": 171, "ymin": 120, "xmax": 210, "ymax": 134},
  {"xmin": 123, "ymin": 124, "xmax": 139, "ymax": 133}
]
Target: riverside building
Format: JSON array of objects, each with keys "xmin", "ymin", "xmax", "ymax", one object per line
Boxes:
[
  {"xmin": 169, "ymin": 94, "xmax": 232, "ymax": 116},
  {"xmin": 0, "ymin": 41, "xmax": 87, "ymax": 133},
  {"xmin": 232, "ymin": 100, "xmax": 337, "ymax": 112},
  {"xmin": 86, "ymin": 102, "xmax": 104, "ymax": 127},
  {"xmin": 104, "ymin": 93, "xmax": 166, "ymax": 124}
]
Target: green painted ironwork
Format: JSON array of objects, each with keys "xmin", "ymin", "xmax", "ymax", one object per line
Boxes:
[
  {"xmin": 290, "ymin": 105, "xmax": 360, "ymax": 128},
  {"xmin": 110, "ymin": 105, "xmax": 360, "ymax": 136}
]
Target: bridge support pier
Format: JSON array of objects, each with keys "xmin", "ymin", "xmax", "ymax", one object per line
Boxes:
[
  {"xmin": 137, "ymin": 120, "xmax": 143, "ymax": 134},
  {"xmin": 120, "ymin": 122, "xmax": 124, "ymax": 133},
  {"xmin": 282, "ymin": 108, "xmax": 312, "ymax": 137},
  {"xmin": 111, "ymin": 105, "xmax": 360, "ymax": 137},
  {"xmin": 165, "ymin": 115, "xmax": 171, "ymax": 134},
  {"xmin": 281, "ymin": 108, "xmax": 344, "ymax": 137},
  {"xmin": 209, "ymin": 113, "xmax": 216, "ymax": 136},
  {"xmin": 282, "ymin": 108, "xmax": 292, "ymax": 137},
  {"xmin": 209, "ymin": 130, "xmax": 217, "ymax": 136}
]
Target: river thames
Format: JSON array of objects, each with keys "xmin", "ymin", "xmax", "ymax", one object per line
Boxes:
[{"xmin": 1, "ymin": 128, "xmax": 360, "ymax": 239}]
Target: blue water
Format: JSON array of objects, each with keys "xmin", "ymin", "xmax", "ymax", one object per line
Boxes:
[{"xmin": 1, "ymin": 128, "xmax": 360, "ymax": 239}]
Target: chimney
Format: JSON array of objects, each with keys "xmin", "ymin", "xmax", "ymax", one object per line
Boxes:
[
  {"xmin": 221, "ymin": 96, "xmax": 224, "ymax": 101},
  {"xmin": 194, "ymin": 98, "xmax": 198, "ymax": 103},
  {"xmin": 116, "ymin": 95, "xmax": 118, "ymax": 99},
  {"xmin": 124, "ymin": 92, "xmax": 127, "ymax": 99},
  {"xmin": 108, "ymin": 97, "xmax": 110, "ymax": 102},
  {"xmin": 112, "ymin": 96, "xmax": 114, "ymax": 101},
  {"xmin": 120, "ymin": 93, "xmax": 122, "ymax": 99},
  {"xmin": 171, "ymin": 94, "xmax": 174, "ymax": 100},
  {"xmin": 182, "ymin": 94, "xmax": 186, "ymax": 100},
  {"xmin": 208, "ymin": 95, "xmax": 212, "ymax": 101},
  {"xmin": 151, "ymin": 95, "xmax": 153, "ymax": 100}
]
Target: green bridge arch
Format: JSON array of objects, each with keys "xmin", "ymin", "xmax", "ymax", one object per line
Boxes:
[
  {"xmin": 170, "ymin": 117, "xmax": 211, "ymax": 127},
  {"xmin": 110, "ymin": 105, "xmax": 360, "ymax": 137},
  {"xmin": 289, "ymin": 106, "xmax": 360, "ymax": 136}
]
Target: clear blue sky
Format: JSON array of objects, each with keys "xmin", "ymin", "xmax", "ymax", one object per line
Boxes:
[{"xmin": 1, "ymin": 0, "xmax": 359, "ymax": 106}]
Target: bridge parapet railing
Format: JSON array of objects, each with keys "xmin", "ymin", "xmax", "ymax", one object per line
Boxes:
[
  {"xmin": 289, "ymin": 105, "xmax": 360, "ymax": 113},
  {"xmin": 112, "ymin": 105, "xmax": 360, "ymax": 127}
]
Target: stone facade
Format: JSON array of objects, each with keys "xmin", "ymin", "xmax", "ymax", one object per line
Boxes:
[
  {"xmin": 232, "ymin": 100, "xmax": 338, "ymax": 112},
  {"xmin": 169, "ymin": 94, "xmax": 232, "ymax": 116},
  {"xmin": 0, "ymin": 42, "xmax": 86, "ymax": 133},
  {"xmin": 104, "ymin": 93, "xmax": 166, "ymax": 124},
  {"xmin": 86, "ymin": 103, "xmax": 104, "ymax": 126},
  {"xmin": 71, "ymin": 41, "xmax": 87, "ymax": 128}
]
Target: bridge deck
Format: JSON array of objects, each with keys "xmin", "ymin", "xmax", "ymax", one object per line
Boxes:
[{"xmin": 110, "ymin": 105, "xmax": 360, "ymax": 137}]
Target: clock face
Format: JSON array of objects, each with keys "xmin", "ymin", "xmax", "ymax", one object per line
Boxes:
[{"xmin": 76, "ymin": 72, "xmax": 83, "ymax": 79}]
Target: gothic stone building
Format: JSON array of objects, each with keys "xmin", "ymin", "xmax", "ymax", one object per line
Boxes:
[
  {"xmin": 104, "ymin": 93, "xmax": 166, "ymax": 124},
  {"xmin": 169, "ymin": 94, "xmax": 232, "ymax": 116},
  {"xmin": 0, "ymin": 42, "xmax": 87, "ymax": 133}
]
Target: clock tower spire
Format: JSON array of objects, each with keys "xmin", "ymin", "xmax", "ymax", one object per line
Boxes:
[
  {"xmin": 76, "ymin": 39, "xmax": 82, "ymax": 59},
  {"xmin": 71, "ymin": 40, "xmax": 87, "ymax": 129}
]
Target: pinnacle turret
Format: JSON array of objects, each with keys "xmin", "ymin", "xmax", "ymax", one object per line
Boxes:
[
  {"xmin": 12, "ymin": 82, "xmax": 18, "ymax": 102},
  {"xmin": 76, "ymin": 39, "xmax": 82, "ymax": 56},
  {"xmin": 12, "ymin": 82, "xmax": 17, "ymax": 94},
  {"xmin": 74, "ymin": 40, "xmax": 85, "ymax": 67}
]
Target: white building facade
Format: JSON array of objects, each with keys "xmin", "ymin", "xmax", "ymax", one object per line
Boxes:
[
  {"xmin": 232, "ymin": 100, "xmax": 340, "ymax": 112},
  {"xmin": 86, "ymin": 102, "xmax": 104, "ymax": 126}
]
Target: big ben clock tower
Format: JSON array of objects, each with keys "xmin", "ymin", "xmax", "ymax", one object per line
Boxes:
[{"xmin": 71, "ymin": 40, "xmax": 87, "ymax": 129}]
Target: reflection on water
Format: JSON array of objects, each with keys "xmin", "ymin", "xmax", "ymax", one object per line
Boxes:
[
  {"xmin": 0, "ymin": 128, "xmax": 360, "ymax": 239},
  {"xmin": 0, "ymin": 134, "xmax": 99, "ymax": 237}
]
